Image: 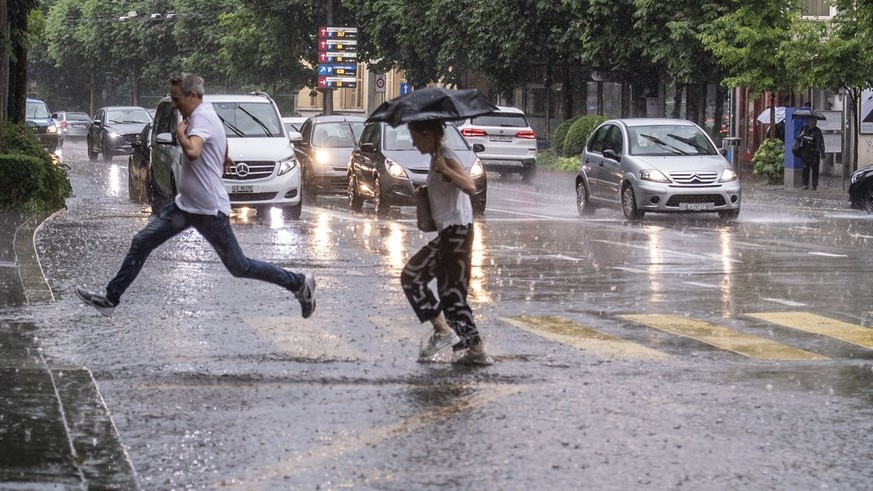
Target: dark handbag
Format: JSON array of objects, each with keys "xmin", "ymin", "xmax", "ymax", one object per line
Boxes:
[
  {"xmin": 415, "ymin": 186, "xmax": 437, "ymax": 232},
  {"xmin": 791, "ymin": 134, "xmax": 804, "ymax": 157}
]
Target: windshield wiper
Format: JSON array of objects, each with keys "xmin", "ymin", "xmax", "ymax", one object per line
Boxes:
[
  {"xmin": 218, "ymin": 115, "xmax": 244, "ymax": 137},
  {"xmin": 640, "ymin": 133, "xmax": 688, "ymax": 155},
  {"xmin": 666, "ymin": 133, "xmax": 712, "ymax": 155},
  {"xmin": 238, "ymin": 107, "xmax": 274, "ymax": 137}
]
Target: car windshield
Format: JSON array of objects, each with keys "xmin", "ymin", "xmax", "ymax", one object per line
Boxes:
[
  {"xmin": 283, "ymin": 122, "xmax": 302, "ymax": 133},
  {"xmin": 469, "ymin": 112, "xmax": 528, "ymax": 127},
  {"xmin": 213, "ymin": 102, "xmax": 283, "ymax": 138},
  {"xmin": 312, "ymin": 122, "xmax": 364, "ymax": 147},
  {"xmin": 26, "ymin": 101, "xmax": 50, "ymax": 119},
  {"xmin": 68, "ymin": 113, "xmax": 91, "ymax": 121},
  {"xmin": 628, "ymin": 125, "xmax": 717, "ymax": 156},
  {"xmin": 384, "ymin": 124, "xmax": 470, "ymax": 152},
  {"xmin": 106, "ymin": 109, "xmax": 152, "ymax": 124}
]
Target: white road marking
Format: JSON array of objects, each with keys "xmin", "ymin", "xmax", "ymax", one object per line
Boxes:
[
  {"xmin": 762, "ymin": 298, "xmax": 807, "ymax": 307},
  {"xmin": 808, "ymin": 252, "xmax": 847, "ymax": 257},
  {"xmin": 683, "ymin": 281, "xmax": 719, "ymax": 288}
]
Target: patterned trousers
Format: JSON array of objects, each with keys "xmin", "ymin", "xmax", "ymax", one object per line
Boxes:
[{"xmin": 401, "ymin": 224, "xmax": 480, "ymax": 350}]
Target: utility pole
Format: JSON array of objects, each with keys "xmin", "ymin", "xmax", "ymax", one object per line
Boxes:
[{"xmin": 322, "ymin": 0, "xmax": 334, "ymax": 115}]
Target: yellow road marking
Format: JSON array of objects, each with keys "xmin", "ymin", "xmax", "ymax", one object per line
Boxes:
[
  {"xmin": 502, "ymin": 315, "xmax": 669, "ymax": 360},
  {"xmin": 244, "ymin": 316, "xmax": 367, "ymax": 361},
  {"xmin": 619, "ymin": 314, "xmax": 827, "ymax": 360},
  {"xmin": 217, "ymin": 384, "xmax": 521, "ymax": 488},
  {"xmin": 748, "ymin": 312, "xmax": 873, "ymax": 350}
]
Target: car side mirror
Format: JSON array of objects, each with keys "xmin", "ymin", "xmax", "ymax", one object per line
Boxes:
[
  {"xmin": 51, "ymin": 113, "xmax": 58, "ymax": 119},
  {"xmin": 288, "ymin": 131, "xmax": 303, "ymax": 143},
  {"xmin": 719, "ymin": 148, "xmax": 728, "ymax": 157},
  {"xmin": 603, "ymin": 148, "xmax": 620, "ymax": 161},
  {"xmin": 472, "ymin": 143, "xmax": 485, "ymax": 153},
  {"xmin": 360, "ymin": 142, "xmax": 375, "ymax": 153},
  {"xmin": 155, "ymin": 132, "xmax": 175, "ymax": 145}
]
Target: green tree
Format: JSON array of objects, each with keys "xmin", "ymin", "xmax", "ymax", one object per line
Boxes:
[{"xmin": 700, "ymin": 0, "xmax": 798, "ymax": 132}]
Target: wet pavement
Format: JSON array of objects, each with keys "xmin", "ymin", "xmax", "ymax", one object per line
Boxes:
[{"xmin": 2, "ymin": 146, "xmax": 870, "ymax": 489}]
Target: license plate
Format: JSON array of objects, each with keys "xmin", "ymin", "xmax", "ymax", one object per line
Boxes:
[
  {"xmin": 232, "ymin": 185, "xmax": 253, "ymax": 193},
  {"xmin": 489, "ymin": 135, "xmax": 512, "ymax": 142},
  {"xmin": 684, "ymin": 202, "xmax": 711, "ymax": 211}
]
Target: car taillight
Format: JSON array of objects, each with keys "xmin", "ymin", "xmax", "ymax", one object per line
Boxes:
[
  {"xmin": 515, "ymin": 130, "xmax": 536, "ymax": 139},
  {"xmin": 60, "ymin": 121, "xmax": 67, "ymax": 129},
  {"xmin": 461, "ymin": 128, "xmax": 487, "ymax": 137}
]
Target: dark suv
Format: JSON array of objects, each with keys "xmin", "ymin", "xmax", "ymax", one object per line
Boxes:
[
  {"xmin": 25, "ymin": 98, "xmax": 61, "ymax": 152},
  {"xmin": 87, "ymin": 106, "xmax": 152, "ymax": 162}
]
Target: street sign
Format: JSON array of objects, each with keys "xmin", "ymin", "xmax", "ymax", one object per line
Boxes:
[
  {"xmin": 374, "ymin": 74, "xmax": 386, "ymax": 93},
  {"xmin": 316, "ymin": 26, "xmax": 359, "ymax": 90},
  {"xmin": 318, "ymin": 64, "xmax": 357, "ymax": 76},
  {"xmin": 318, "ymin": 26, "xmax": 358, "ymax": 40},
  {"xmin": 318, "ymin": 76, "xmax": 358, "ymax": 89},
  {"xmin": 400, "ymin": 82, "xmax": 411, "ymax": 95}
]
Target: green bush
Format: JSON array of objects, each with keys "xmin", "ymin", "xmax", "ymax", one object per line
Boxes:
[
  {"xmin": 0, "ymin": 122, "xmax": 71, "ymax": 211},
  {"xmin": 549, "ymin": 117, "xmax": 578, "ymax": 156},
  {"xmin": 751, "ymin": 138, "xmax": 784, "ymax": 184},
  {"xmin": 563, "ymin": 115, "xmax": 607, "ymax": 157}
]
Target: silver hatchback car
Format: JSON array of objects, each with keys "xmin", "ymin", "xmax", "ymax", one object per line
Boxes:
[{"xmin": 575, "ymin": 118, "xmax": 741, "ymax": 220}]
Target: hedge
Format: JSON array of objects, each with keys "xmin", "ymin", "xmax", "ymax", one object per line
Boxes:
[
  {"xmin": 562, "ymin": 115, "xmax": 607, "ymax": 157},
  {"xmin": 0, "ymin": 122, "xmax": 72, "ymax": 211}
]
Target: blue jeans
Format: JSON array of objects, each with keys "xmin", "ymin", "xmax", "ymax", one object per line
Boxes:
[{"xmin": 106, "ymin": 203, "xmax": 303, "ymax": 305}]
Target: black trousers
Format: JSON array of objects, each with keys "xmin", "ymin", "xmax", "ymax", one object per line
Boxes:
[
  {"xmin": 801, "ymin": 155, "xmax": 820, "ymax": 188},
  {"xmin": 400, "ymin": 224, "xmax": 480, "ymax": 351}
]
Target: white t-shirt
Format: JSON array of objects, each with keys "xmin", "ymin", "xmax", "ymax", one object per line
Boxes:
[
  {"xmin": 426, "ymin": 145, "xmax": 472, "ymax": 231},
  {"xmin": 174, "ymin": 102, "xmax": 232, "ymax": 216}
]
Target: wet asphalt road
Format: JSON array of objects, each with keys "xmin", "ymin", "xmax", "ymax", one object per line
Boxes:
[{"xmin": 27, "ymin": 142, "xmax": 873, "ymax": 489}]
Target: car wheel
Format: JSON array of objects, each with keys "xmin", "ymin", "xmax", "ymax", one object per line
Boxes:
[
  {"xmin": 718, "ymin": 209, "xmax": 740, "ymax": 220},
  {"xmin": 621, "ymin": 184, "xmax": 644, "ymax": 220},
  {"xmin": 283, "ymin": 202, "xmax": 302, "ymax": 220},
  {"xmin": 302, "ymin": 167, "xmax": 317, "ymax": 205},
  {"xmin": 521, "ymin": 166, "xmax": 537, "ymax": 182},
  {"xmin": 87, "ymin": 138, "xmax": 98, "ymax": 161},
  {"xmin": 576, "ymin": 181, "xmax": 594, "ymax": 216},
  {"xmin": 128, "ymin": 161, "xmax": 138, "ymax": 201},
  {"xmin": 861, "ymin": 182, "xmax": 873, "ymax": 213},
  {"xmin": 473, "ymin": 190, "xmax": 487, "ymax": 217},
  {"xmin": 373, "ymin": 176, "xmax": 390, "ymax": 216},
  {"xmin": 102, "ymin": 139, "xmax": 113, "ymax": 162},
  {"xmin": 348, "ymin": 174, "xmax": 363, "ymax": 212}
]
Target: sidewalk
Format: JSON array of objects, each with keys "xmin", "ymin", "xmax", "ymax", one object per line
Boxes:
[
  {"xmin": 0, "ymin": 168, "xmax": 854, "ymax": 488},
  {"xmin": 0, "ymin": 211, "xmax": 138, "ymax": 489}
]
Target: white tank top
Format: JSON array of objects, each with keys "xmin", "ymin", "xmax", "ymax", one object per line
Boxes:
[{"xmin": 426, "ymin": 145, "xmax": 472, "ymax": 231}]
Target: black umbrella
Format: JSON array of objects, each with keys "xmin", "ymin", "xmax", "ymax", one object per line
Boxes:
[
  {"xmin": 366, "ymin": 87, "xmax": 498, "ymax": 127},
  {"xmin": 792, "ymin": 109, "xmax": 826, "ymax": 120}
]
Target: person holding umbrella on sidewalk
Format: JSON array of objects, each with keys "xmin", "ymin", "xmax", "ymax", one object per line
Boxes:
[
  {"xmin": 367, "ymin": 87, "xmax": 495, "ymax": 365},
  {"xmin": 793, "ymin": 110, "xmax": 827, "ymax": 190}
]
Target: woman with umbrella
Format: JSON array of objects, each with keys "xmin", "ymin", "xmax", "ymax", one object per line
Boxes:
[{"xmin": 369, "ymin": 88, "xmax": 495, "ymax": 365}]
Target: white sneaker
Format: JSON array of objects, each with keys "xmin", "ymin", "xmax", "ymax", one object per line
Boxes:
[
  {"xmin": 419, "ymin": 330, "xmax": 461, "ymax": 360},
  {"xmin": 455, "ymin": 350, "xmax": 494, "ymax": 366}
]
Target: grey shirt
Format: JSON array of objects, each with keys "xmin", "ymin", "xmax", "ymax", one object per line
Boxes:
[{"xmin": 175, "ymin": 102, "xmax": 232, "ymax": 215}]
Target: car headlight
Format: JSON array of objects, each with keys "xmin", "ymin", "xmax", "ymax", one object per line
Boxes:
[
  {"xmin": 277, "ymin": 156, "xmax": 297, "ymax": 176},
  {"xmin": 314, "ymin": 149, "xmax": 331, "ymax": 166},
  {"xmin": 386, "ymin": 159, "xmax": 408, "ymax": 179},
  {"xmin": 107, "ymin": 131, "xmax": 121, "ymax": 139},
  {"xmin": 720, "ymin": 168, "xmax": 738, "ymax": 182},
  {"xmin": 851, "ymin": 172, "xmax": 865, "ymax": 184},
  {"xmin": 469, "ymin": 159, "xmax": 484, "ymax": 178},
  {"xmin": 46, "ymin": 125, "xmax": 58, "ymax": 134},
  {"xmin": 640, "ymin": 169, "xmax": 669, "ymax": 182}
]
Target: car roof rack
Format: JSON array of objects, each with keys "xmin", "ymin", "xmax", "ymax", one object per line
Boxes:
[{"xmin": 249, "ymin": 91, "xmax": 273, "ymax": 102}]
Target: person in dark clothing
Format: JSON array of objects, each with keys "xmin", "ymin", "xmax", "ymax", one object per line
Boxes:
[{"xmin": 797, "ymin": 119, "xmax": 826, "ymax": 190}]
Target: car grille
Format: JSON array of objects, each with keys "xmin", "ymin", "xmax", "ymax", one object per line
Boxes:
[
  {"xmin": 223, "ymin": 161, "xmax": 276, "ymax": 181},
  {"xmin": 228, "ymin": 192, "xmax": 276, "ymax": 201},
  {"xmin": 669, "ymin": 171, "xmax": 719, "ymax": 185},
  {"xmin": 665, "ymin": 194, "xmax": 727, "ymax": 207}
]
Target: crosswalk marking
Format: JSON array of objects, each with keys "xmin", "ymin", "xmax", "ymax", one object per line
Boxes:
[
  {"xmin": 618, "ymin": 314, "xmax": 828, "ymax": 360},
  {"xmin": 502, "ymin": 315, "xmax": 669, "ymax": 360},
  {"xmin": 747, "ymin": 312, "xmax": 873, "ymax": 350}
]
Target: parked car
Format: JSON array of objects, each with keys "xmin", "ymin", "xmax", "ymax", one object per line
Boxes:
[
  {"xmin": 455, "ymin": 106, "xmax": 538, "ymax": 181},
  {"xmin": 348, "ymin": 121, "xmax": 487, "ymax": 216},
  {"xmin": 575, "ymin": 118, "xmax": 741, "ymax": 220},
  {"xmin": 25, "ymin": 98, "xmax": 61, "ymax": 152},
  {"xmin": 127, "ymin": 123, "xmax": 152, "ymax": 203},
  {"xmin": 282, "ymin": 116, "xmax": 308, "ymax": 133},
  {"xmin": 149, "ymin": 92, "xmax": 302, "ymax": 218},
  {"xmin": 848, "ymin": 164, "xmax": 873, "ymax": 212},
  {"xmin": 294, "ymin": 114, "xmax": 365, "ymax": 203},
  {"xmin": 53, "ymin": 111, "xmax": 91, "ymax": 141},
  {"xmin": 87, "ymin": 106, "xmax": 152, "ymax": 162}
]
